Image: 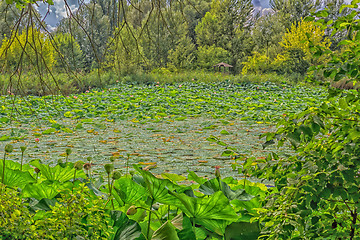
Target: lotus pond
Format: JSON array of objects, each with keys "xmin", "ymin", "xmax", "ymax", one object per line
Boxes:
[{"xmin": 0, "ymin": 81, "xmax": 326, "ymax": 178}]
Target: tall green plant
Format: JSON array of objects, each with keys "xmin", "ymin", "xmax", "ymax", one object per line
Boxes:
[{"xmin": 245, "ymin": 1, "xmax": 360, "ymax": 238}]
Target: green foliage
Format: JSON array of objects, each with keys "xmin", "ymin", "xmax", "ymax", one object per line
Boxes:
[
  {"xmin": 0, "ymin": 183, "xmax": 112, "ymax": 239},
  {"xmin": 195, "ymin": 0, "xmax": 254, "ymax": 71},
  {"xmin": 273, "ymin": 49, "xmax": 310, "ymax": 75},
  {"xmin": 241, "ymin": 52, "xmax": 269, "ymax": 75},
  {"xmin": 271, "ymin": 19, "xmax": 331, "ymax": 75},
  {"xmin": 0, "ymin": 2, "xmax": 20, "ymax": 43},
  {"xmin": 6, "ymin": 0, "xmax": 53, "ymax": 9},
  {"xmin": 140, "ymin": 7, "xmax": 188, "ymax": 69},
  {"xmin": 0, "ymin": 184, "xmax": 34, "ymax": 239},
  {"xmin": 252, "ymin": 14, "xmax": 285, "ymax": 60},
  {"xmin": 197, "ymin": 45, "xmax": 230, "ymax": 69},
  {"xmin": 0, "ymin": 149, "xmax": 267, "ymax": 239},
  {"xmin": 107, "ymin": 24, "xmax": 145, "ymax": 75},
  {"xmin": 279, "ymin": 19, "xmax": 331, "ymax": 63},
  {"xmin": 33, "ymin": 186, "xmax": 112, "ymax": 239},
  {"xmin": 240, "ymin": 2, "xmax": 360, "ymax": 238},
  {"xmin": 56, "ymin": 2, "xmax": 111, "ymax": 71},
  {"xmin": 53, "ymin": 33, "xmax": 83, "ymax": 72},
  {"xmin": 270, "ymin": 0, "xmax": 318, "ymax": 29},
  {"xmin": 195, "ymin": 11, "xmax": 220, "ymax": 47},
  {"xmin": 0, "ymin": 28, "xmax": 56, "ymax": 72},
  {"xmin": 168, "ymin": 36, "xmax": 196, "ymax": 70}
]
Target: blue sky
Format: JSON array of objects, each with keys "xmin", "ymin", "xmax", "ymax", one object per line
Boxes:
[{"xmin": 37, "ymin": 0, "xmax": 80, "ymax": 30}]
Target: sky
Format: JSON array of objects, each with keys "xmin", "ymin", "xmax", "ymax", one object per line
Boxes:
[
  {"xmin": 36, "ymin": 0, "xmax": 80, "ymax": 30},
  {"xmin": 38, "ymin": 0, "xmax": 272, "ymax": 29}
]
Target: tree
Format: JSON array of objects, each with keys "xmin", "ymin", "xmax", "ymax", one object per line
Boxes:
[
  {"xmin": 168, "ymin": 35, "xmax": 196, "ymax": 70},
  {"xmin": 252, "ymin": 13, "xmax": 285, "ymax": 60},
  {"xmin": 96, "ymin": 0, "xmax": 122, "ymax": 31},
  {"xmin": 241, "ymin": 51, "xmax": 269, "ymax": 74},
  {"xmin": 0, "ymin": 1, "xmax": 20, "ymax": 43},
  {"xmin": 196, "ymin": 45, "xmax": 230, "ymax": 69},
  {"xmin": 195, "ymin": 0, "xmax": 254, "ymax": 70},
  {"xmin": 196, "ymin": 0, "xmax": 253, "ymax": 48},
  {"xmin": 0, "ymin": 27, "xmax": 55, "ymax": 72},
  {"xmin": 272, "ymin": 18, "xmax": 331, "ymax": 74},
  {"xmin": 140, "ymin": 4, "xmax": 189, "ymax": 69},
  {"xmin": 270, "ymin": 0, "xmax": 320, "ymax": 29},
  {"xmin": 195, "ymin": 11, "xmax": 220, "ymax": 47},
  {"xmin": 56, "ymin": 1, "xmax": 111, "ymax": 71},
  {"xmin": 106, "ymin": 23, "xmax": 146, "ymax": 75},
  {"xmin": 182, "ymin": 0, "xmax": 211, "ymax": 44},
  {"xmin": 53, "ymin": 33, "xmax": 83, "ymax": 72},
  {"xmin": 321, "ymin": 0, "xmax": 351, "ymax": 49}
]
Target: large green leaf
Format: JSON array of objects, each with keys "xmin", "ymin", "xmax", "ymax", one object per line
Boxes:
[
  {"xmin": 22, "ymin": 181, "xmax": 72, "ymax": 200},
  {"xmin": 187, "ymin": 171, "xmax": 207, "ymax": 185},
  {"xmin": 134, "ymin": 165, "xmax": 186, "ymax": 205},
  {"xmin": 29, "ymin": 198, "xmax": 57, "ymax": 211},
  {"xmin": 161, "ymin": 173, "xmax": 186, "ymax": 183},
  {"xmin": 224, "ymin": 222, "xmax": 260, "ymax": 240},
  {"xmin": 196, "ymin": 219, "xmax": 229, "ymax": 236},
  {"xmin": 177, "ymin": 216, "xmax": 196, "ymax": 240},
  {"xmin": 0, "ymin": 160, "xmax": 35, "ymax": 188},
  {"xmin": 231, "ymin": 198, "xmax": 261, "ymax": 215},
  {"xmin": 151, "ymin": 221, "xmax": 179, "ymax": 240},
  {"xmin": 170, "ymin": 191, "xmax": 238, "ymax": 222},
  {"xmin": 199, "ymin": 178, "xmax": 254, "ymax": 201},
  {"xmin": 113, "ymin": 178, "xmax": 148, "ymax": 204},
  {"xmin": 110, "ymin": 211, "xmax": 142, "ymax": 240},
  {"xmin": 30, "ymin": 160, "xmax": 87, "ymax": 182},
  {"xmin": 2, "ymin": 160, "xmax": 34, "ymax": 174}
]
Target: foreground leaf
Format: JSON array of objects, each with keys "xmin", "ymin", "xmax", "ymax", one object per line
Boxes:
[
  {"xmin": 0, "ymin": 160, "xmax": 35, "ymax": 188},
  {"xmin": 110, "ymin": 211, "xmax": 142, "ymax": 240},
  {"xmin": 30, "ymin": 160, "xmax": 86, "ymax": 182},
  {"xmin": 151, "ymin": 221, "xmax": 179, "ymax": 240},
  {"xmin": 22, "ymin": 181, "xmax": 72, "ymax": 200},
  {"xmin": 113, "ymin": 178, "xmax": 148, "ymax": 204},
  {"xmin": 170, "ymin": 191, "xmax": 238, "ymax": 222}
]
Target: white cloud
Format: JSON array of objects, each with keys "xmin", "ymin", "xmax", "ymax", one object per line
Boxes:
[{"xmin": 36, "ymin": 0, "xmax": 81, "ymax": 28}]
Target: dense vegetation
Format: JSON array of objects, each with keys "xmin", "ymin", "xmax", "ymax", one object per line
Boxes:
[
  {"xmin": 1, "ymin": 0, "xmax": 360, "ymax": 239},
  {"xmin": 0, "ymin": 0, "xmax": 354, "ymax": 95}
]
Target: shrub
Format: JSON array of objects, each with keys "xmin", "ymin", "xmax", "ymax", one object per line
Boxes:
[
  {"xmin": 241, "ymin": 52, "xmax": 270, "ymax": 75},
  {"xmin": 0, "ymin": 185, "xmax": 33, "ymax": 239},
  {"xmin": 196, "ymin": 45, "xmax": 230, "ymax": 70}
]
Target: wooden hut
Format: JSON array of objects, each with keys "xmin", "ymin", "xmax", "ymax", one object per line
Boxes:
[{"xmin": 213, "ymin": 62, "xmax": 233, "ymax": 73}]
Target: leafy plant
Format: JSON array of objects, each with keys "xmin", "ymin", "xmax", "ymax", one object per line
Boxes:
[{"xmin": 243, "ymin": 2, "xmax": 360, "ymax": 238}]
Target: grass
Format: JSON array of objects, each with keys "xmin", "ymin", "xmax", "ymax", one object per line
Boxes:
[{"xmin": 0, "ymin": 70, "xmax": 309, "ymax": 96}]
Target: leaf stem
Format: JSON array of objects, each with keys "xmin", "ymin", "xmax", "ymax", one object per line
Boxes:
[
  {"xmin": 2, "ymin": 152, "xmax": 6, "ymax": 185},
  {"xmin": 147, "ymin": 198, "xmax": 155, "ymax": 240},
  {"xmin": 106, "ymin": 174, "xmax": 114, "ymax": 210},
  {"xmin": 20, "ymin": 151, "xmax": 24, "ymax": 171},
  {"xmin": 72, "ymin": 169, "xmax": 77, "ymax": 194},
  {"xmin": 126, "ymin": 154, "xmax": 130, "ymax": 175}
]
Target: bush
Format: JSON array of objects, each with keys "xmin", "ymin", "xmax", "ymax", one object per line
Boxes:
[
  {"xmin": 0, "ymin": 184, "xmax": 112, "ymax": 239},
  {"xmin": 196, "ymin": 45, "xmax": 230, "ymax": 70},
  {"xmin": 241, "ymin": 52, "xmax": 270, "ymax": 75},
  {"xmin": 0, "ymin": 185, "xmax": 33, "ymax": 239},
  {"xmin": 272, "ymin": 49, "xmax": 310, "ymax": 75}
]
